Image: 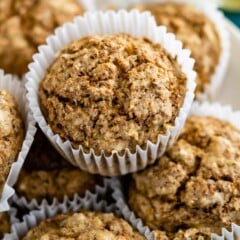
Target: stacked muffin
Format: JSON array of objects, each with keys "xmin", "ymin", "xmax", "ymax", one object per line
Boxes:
[
  {"xmin": 0, "ymin": 0, "xmax": 236, "ymax": 239},
  {"xmin": 38, "ymin": 33, "xmax": 187, "ymax": 154},
  {"xmin": 128, "ymin": 114, "xmax": 240, "ymax": 239}
]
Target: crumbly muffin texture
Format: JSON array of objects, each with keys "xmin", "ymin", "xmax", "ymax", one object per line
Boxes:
[
  {"xmin": 16, "ymin": 168, "xmax": 97, "ymax": 202},
  {"xmin": 39, "ymin": 33, "xmax": 187, "ymax": 154},
  {"xmin": 128, "ymin": 116, "xmax": 240, "ymax": 239},
  {"xmin": 15, "ymin": 130, "xmax": 97, "ymax": 202},
  {"xmin": 0, "ymin": 90, "xmax": 24, "ymax": 195},
  {"xmin": 22, "ymin": 211, "xmax": 146, "ymax": 239},
  {"xmin": 154, "ymin": 228, "xmax": 213, "ymax": 240},
  {"xmin": 133, "ymin": 2, "xmax": 221, "ymax": 97},
  {"xmin": 0, "ymin": 0, "xmax": 84, "ymax": 76},
  {"xmin": 0, "ymin": 212, "xmax": 10, "ymax": 238}
]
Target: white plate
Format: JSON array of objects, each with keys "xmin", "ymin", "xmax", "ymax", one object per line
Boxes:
[{"xmin": 215, "ymin": 19, "xmax": 240, "ymax": 110}]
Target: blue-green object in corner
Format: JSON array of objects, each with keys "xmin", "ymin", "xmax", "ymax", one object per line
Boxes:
[{"xmin": 224, "ymin": 11, "xmax": 240, "ymax": 27}]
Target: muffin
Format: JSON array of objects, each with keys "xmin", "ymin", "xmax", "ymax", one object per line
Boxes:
[
  {"xmin": 22, "ymin": 211, "xmax": 145, "ymax": 239},
  {"xmin": 128, "ymin": 116, "xmax": 240, "ymax": 239},
  {"xmin": 0, "ymin": 0, "xmax": 84, "ymax": 76},
  {"xmin": 39, "ymin": 33, "xmax": 187, "ymax": 155},
  {"xmin": 132, "ymin": 2, "xmax": 221, "ymax": 98},
  {"xmin": 15, "ymin": 130, "xmax": 99, "ymax": 203},
  {"xmin": 0, "ymin": 89, "xmax": 24, "ymax": 196},
  {"xmin": 0, "ymin": 212, "xmax": 10, "ymax": 238}
]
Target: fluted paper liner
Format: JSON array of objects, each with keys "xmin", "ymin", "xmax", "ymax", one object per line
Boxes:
[
  {"xmin": 1, "ymin": 207, "xmax": 19, "ymax": 239},
  {"xmin": 0, "ymin": 70, "xmax": 36, "ymax": 212},
  {"xmin": 8, "ymin": 207, "xmax": 19, "ymax": 225},
  {"xmin": 212, "ymin": 224, "xmax": 240, "ymax": 240},
  {"xmin": 91, "ymin": 0, "xmax": 230, "ymax": 101},
  {"xmin": 4, "ymin": 178, "xmax": 150, "ymax": 240},
  {"xmin": 190, "ymin": 102, "xmax": 240, "ymax": 128},
  {"xmin": 111, "ymin": 177, "xmax": 155, "ymax": 240},
  {"xmin": 79, "ymin": 0, "xmax": 97, "ymax": 11},
  {"xmin": 26, "ymin": 10, "xmax": 196, "ymax": 176},
  {"xmin": 113, "ymin": 102, "xmax": 240, "ymax": 240},
  {"xmin": 12, "ymin": 177, "xmax": 111, "ymax": 211}
]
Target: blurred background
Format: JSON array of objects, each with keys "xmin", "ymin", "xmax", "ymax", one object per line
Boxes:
[{"xmin": 213, "ymin": 0, "xmax": 240, "ymax": 27}]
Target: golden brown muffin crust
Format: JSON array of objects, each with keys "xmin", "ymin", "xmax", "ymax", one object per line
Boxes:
[
  {"xmin": 0, "ymin": 212, "xmax": 10, "ymax": 238},
  {"xmin": 0, "ymin": 0, "xmax": 84, "ymax": 76},
  {"xmin": 0, "ymin": 89, "xmax": 24, "ymax": 195},
  {"xmin": 154, "ymin": 228, "xmax": 213, "ymax": 240},
  {"xmin": 128, "ymin": 116, "xmax": 240, "ymax": 239},
  {"xmin": 15, "ymin": 169, "xmax": 97, "ymax": 202},
  {"xmin": 23, "ymin": 211, "xmax": 146, "ymax": 239},
  {"xmin": 39, "ymin": 33, "xmax": 187, "ymax": 154},
  {"xmin": 133, "ymin": 2, "xmax": 221, "ymax": 97}
]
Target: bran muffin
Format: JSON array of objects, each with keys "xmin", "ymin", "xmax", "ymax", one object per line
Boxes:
[
  {"xmin": 0, "ymin": 212, "xmax": 10, "ymax": 238},
  {"xmin": 15, "ymin": 130, "xmax": 98, "ymax": 203},
  {"xmin": 128, "ymin": 116, "xmax": 240, "ymax": 239},
  {"xmin": 0, "ymin": 0, "xmax": 84, "ymax": 76},
  {"xmin": 132, "ymin": 2, "xmax": 221, "ymax": 97},
  {"xmin": 39, "ymin": 33, "xmax": 187, "ymax": 155},
  {"xmin": 22, "ymin": 211, "xmax": 145, "ymax": 239},
  {"xmin": 0, "ymin": 89, "xmax": 24, "ymax": 196}
]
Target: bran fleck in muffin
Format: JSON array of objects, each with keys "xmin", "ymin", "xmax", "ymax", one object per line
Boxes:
[
  {"xmin": 133, "ymin": 2, "xmax": 221, "ymax": 98},
  {"xmin": 22, "ymin": 211, "xmax": 146, "ymax": 239},
  {"xmin": 128, "ymin": 116, "xmax": 240, "ymax": 239},
  {"xmin": 0, "ymin": 0, "xmax": 84, "ymax": 76},
  {"xmin": 15, "ymin": 130, "xmax": 99, "ymax": 203},
  {"xmin": 39, "ymin": 33, "xmax": 187, "ymax": 156},
  {"xmin": 0, "ymin": 89, "xmax": 24, "ymax": 197}
]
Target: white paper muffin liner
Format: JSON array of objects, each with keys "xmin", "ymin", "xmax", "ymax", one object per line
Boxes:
[
  {"xmin": 7, "ymin": 207, "xmax": 19, "ymax": 225},
  {"xmin": 3, "ymin": 178, "xmax": 150, "ymax": 240},
  {"xmin": 26, "ymin": 10, "xmax": 196, "ymax": 176},
  {"xmin": 11, "ymin": 177, "xmax": 111, "ymax": 211},
  {"xmin": 212, "ymin": 224, "xmax": 240, "ymax": 240},
  {"xmin": 1, "ymin": 207, "xmax": 19, "ymax": 239},
  {"xmin": 0, "ymin": 70, "xmax": 36, "ymax": 212},
  {"xmin": 190, "ymin": 102, "xmax": 240, "ymax": 128},
  {"xmin": 112, "ymin": 102, "xmax": 240, "ymax": 240},
  {"xmin": 111, "ymin": 177, "xmax": 155, "ymax": 240},
  {"xmin": 92, "ymin": 0, "xmax": 230, "ymax": 101},
  {"xmin": 79, "ymin": 0, "xmax": 97, "ymax": 11}
]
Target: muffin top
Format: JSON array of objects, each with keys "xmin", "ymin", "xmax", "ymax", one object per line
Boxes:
[
  {"xmin": 0, "ymin": 0, "xmax": 84, "ymax": 76},
  {"xmin": 133, "ymin": 2, "xmax": 221, "ymax": 97},
  {"xmin": 39, "ymin": 33, "xmax": 187, "ymax": 155},
  {"xmin": 22, "ymin": 211, "xmax": 146, "ymax": 239},
  {"xmin": 0, "ymin": 212, "xmax": 10, "ymax": 238},
  {"xmin": 128, "ymin": 116, "xmax": 240, "ymax": 239},
  {"xmin": 16, "ymin": 168, "xmax": 97, "ymax": 202},
  {"xmin": 154, "ymin": 228, "xmax": 213, "ymax": 240},
  {"xmin": 0, "ymin": 89, "xmax": 24, "ymax": 195},
  {"xmin": 15, "ymin": 130, "xmax": 98, "ymax": 202}
]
